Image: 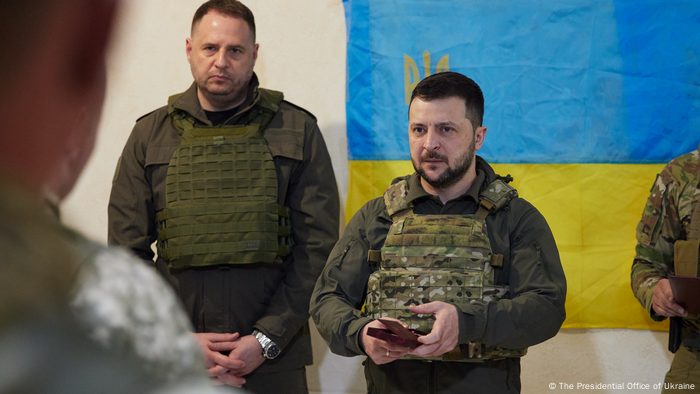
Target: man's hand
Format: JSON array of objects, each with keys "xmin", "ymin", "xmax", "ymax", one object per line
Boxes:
[
  {"xmin": 408, "ymin": 301, "xmax": 459, "ymax": 358},
  {"xmin": 360, "ymin": 318, "xmax": 410, "ymax": 365},
  {"xmin": 652, "ymin": 279, "xmax": 687, "ymax": 317},
  {"xmin": 192, "ymin": 332, "xmax": 246, "ymax": 387},
  {"xmin": 221, "ymin": 334, "xmax": 265, "ymax": 377}
]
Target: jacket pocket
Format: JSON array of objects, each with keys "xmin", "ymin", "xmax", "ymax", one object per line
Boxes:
[
  {"xmin": 264, "ymin": 128, "xmax": 304, "ymax": 161},
  {"xmin": 145, "ymin": 144, "xmax": 178, "ymax": 167}
]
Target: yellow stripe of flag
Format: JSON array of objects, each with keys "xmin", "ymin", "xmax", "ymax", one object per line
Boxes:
[{"xmin": 347, "ymin": 161, "xmax": 668, "ymax": 330}]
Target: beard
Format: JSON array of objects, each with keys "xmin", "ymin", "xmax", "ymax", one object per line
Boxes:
[{"xmin": 413, "ymin": 137, "xmax": 476, "ymax": 190}]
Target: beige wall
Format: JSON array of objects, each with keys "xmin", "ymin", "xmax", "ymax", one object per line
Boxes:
[{"xmin": 60, "ymin": 0, "xmax": 673, "ymax": 393}]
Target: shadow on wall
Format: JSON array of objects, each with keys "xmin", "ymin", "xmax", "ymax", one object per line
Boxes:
[
  {"xmin": 307, "ymin": 319, "xmax": 366, "ymax": 394},
  {"xmin": 521, "ymin": 328, "xmax": 673, "ymax": 394}
]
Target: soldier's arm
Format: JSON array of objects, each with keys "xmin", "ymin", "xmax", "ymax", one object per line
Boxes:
[
  {"xmin": 631, "ymin": 165, "xmax": 683, "ymax": 320},
  {"xmin": 252, "ymin": 116, "xmax": 340, "ymax": 351},
  {"xmin": 455, "ymin": 202, "xmax": 567, "ymax": 350},
  {"xmin": 107, "ymin": 117, "xmax": 158, "ymax": 264},
  {"xmin": 309, "ymin": 200, "xmax": 385, "ymax": 357}
]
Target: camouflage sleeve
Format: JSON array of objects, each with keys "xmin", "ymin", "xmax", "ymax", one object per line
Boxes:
[
  {"xmin": 71, "ymin": 245, "xmax": 205, "ymax": 384},
  {"xmin": 631, "ymin": 160, "xmax": 688, "ymax": 321}
]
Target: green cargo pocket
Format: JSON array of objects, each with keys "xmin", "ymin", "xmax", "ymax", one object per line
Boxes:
[{"xmin": 674, "ymin": 239, "xmax": 700, "ymax": 277}]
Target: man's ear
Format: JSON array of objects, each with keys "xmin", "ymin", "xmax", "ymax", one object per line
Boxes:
[
  {"xmin": 186, "ymin": 38, "xmax": 193, "ymax": 63},
  {"xmin": 67, "ymin": 0, "xmax": 119, "ymax": 91},
  {"xmin": 474, "ymin": 126, "xmax": 487, "ymax": 151}
]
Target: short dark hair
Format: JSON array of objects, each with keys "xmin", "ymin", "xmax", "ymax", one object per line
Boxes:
[
  {"xmin": 192, "ymin": 0, "xmax": 256, "ymax": 41},
  {"xmin": 409, "ymin": 72, "xmax": 484, "ymax": 130}
]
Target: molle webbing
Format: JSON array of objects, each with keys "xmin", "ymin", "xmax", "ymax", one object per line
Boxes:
[
  {"xmin": 157, "ymin": 89, "xmax": 292, "ymax": 269},
  {"xmin": 476, "ymin": 179, "xmax": 518, "ymax": 219},
  {"xmin": 366, "ymin": 176, "xmax": 525, "ymax": 361}
]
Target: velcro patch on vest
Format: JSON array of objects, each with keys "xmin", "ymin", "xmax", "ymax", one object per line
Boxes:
[
  {"xmin": 383, "ymin": 180, "xmax": 412, "ymax": 217},
  {"xmin": 479, "ymin": 179, "xmax": 518, "ymax": 212},
  {"xmin": 243, "ymin": 241, "xmax": 261, "ymax": 251}
]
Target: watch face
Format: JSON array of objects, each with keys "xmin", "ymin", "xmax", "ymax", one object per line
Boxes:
[{"xmin": 266, "ymin": 345, "xmax": 280, "ymax": 359}]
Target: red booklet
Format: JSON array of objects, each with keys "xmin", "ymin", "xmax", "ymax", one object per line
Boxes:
[
  {"xmin": 366, "ymin": 318, "xmax": 427, "ymax": 349},
  {"xmin": 668, "ymin": 275, "xmax": 700, "ymax": 314}
]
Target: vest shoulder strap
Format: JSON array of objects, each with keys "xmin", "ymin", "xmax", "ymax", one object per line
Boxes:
[
  {"xmin": 476, "ymin": 178, "xmax": 518, "ymax": 220},
  {"xmin": 383, "ymin": 179, "xmax": 413, "ymax": 219},
  {"xmin": 165, "ymin": 88, "xmax": 285, "ymax": 135},
  {"xmin": 256, "ymin": 88, "xmax": 284, "ymax": 113},
  {"xmin": 167, "ymin": 93, "xmax": 193, "ymax": 135}
]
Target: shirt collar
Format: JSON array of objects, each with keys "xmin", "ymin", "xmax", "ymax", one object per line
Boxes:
[{"xmin": 172, "ymin": 73, "xmax": 261, "ymax": 125}]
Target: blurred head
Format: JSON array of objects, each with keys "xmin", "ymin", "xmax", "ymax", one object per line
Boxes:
[
  {"xmin": 408, "ymin": 72, "xmax": 487, "ymax": 191},
  {"xmin": 0, "ymin": 0, "xmax": 118, "ymax": 199},
  {"xmin": 187, "ymin": 0, "xmax": 257, "ymax": 111}
]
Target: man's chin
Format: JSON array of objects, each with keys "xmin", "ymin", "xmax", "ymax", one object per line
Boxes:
[{"xmin": 418, "ymin": 170, "xmax": 445, "ymax": 185}]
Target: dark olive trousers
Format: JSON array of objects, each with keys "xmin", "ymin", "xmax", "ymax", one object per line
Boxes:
[
  {"xmin": 663, "ymin": 346, "xmax": 700, "ymax": 393},
  {"xmin": 364, "ymin": 357, "xmax": 521, "ymax": 394}
]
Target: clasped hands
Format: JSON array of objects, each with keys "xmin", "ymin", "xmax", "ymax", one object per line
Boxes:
[
  {"xmin": 361, "ymin": 301, "xmax": 460, "ymax": 365},
  {"xmin": 193, "ymin": 332, "xmax": 265, "ymax": 387}
]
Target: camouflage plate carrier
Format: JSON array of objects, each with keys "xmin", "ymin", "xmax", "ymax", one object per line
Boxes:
[
  {"xmin": 672, "ymin": 146, "xmax": 700, "ymax": 277},
  {"xmin": 666, "ymin": 144, "xmax": 700, "ymax": 352},
  {"xmin": 366, "ymin": 178, "xmax": 527, "ymax": 361},
  {"xmin": 155, "ymin": 88, "xmax": 292, "ymax": 269}
]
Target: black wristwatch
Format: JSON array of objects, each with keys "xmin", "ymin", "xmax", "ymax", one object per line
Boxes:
[{"xmin": 252, "ymin": 329, "xmax": 280, "ymax": 360}]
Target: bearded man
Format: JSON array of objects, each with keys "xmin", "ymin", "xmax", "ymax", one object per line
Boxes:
[{"xmin": 310, "ymin": 71, "xmax": 567, "ymax": 394}]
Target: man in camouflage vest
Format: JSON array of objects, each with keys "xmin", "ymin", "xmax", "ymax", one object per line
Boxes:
[
  {"xmin": 108, "ymin": 0, "xmax": 339, "ymax": 391},
  {"xmin": 310, "ymin": 72, "xmax": 567, "ymax": 393},
  {"xmin": 632, "ymin": 146, "xmax": 700, "ymax": 392}
]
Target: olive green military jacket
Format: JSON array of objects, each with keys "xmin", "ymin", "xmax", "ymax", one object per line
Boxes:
[
  {"xmin": 632, "ymin": 148, "xmax": 700, "ymax": 342},
  {"xmin": 108, "ymin": 75, "xmax": 340, "ymax": 373},
  {"xmin": 310, "ymin": 157, "xmax": 566, "ymax": 360}
]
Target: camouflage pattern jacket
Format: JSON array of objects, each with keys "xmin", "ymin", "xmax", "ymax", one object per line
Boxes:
[
  {"xmin": 632, "ymin": 148, "xmax": 700, "ymax": 341},
  {"xmin": 310, "ymin": 157, "xmax": 566, "ymax": 389},
  {"xmin": 0, "ymin": 181, "xmax": 209, "ymax": 390}
]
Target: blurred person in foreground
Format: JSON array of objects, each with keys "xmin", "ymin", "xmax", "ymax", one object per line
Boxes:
[
  {"xmin": 311, "ymin": 72, "xmax": 567, "ymax": 394},
  {"xmin": 632, "ymin": 144, "xmax": 700, "ymax": 393},
  {"xmin": 0, "ymin": 0, "xmax": 237, "ymax": 392}
]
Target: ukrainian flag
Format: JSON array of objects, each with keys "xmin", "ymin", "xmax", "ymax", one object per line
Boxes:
[{"xmin": 343, "ymin": 0, "xmax": 700, "ymax": 329}]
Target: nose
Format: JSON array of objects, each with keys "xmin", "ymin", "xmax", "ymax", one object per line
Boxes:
[
  {"xmin": 423, "ymin": 129, "xmax": 440, "ymax": 151},
  {"xmin": 214, "ymin": 49, "xmax": 227, "ymax": 69}
]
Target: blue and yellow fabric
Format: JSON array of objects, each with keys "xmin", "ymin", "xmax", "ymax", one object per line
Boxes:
[{"xmin": 343, "ymin": 0, "xmax": 700, "ymax": 330}]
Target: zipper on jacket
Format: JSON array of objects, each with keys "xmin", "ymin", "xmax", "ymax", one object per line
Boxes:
[
  {"xmin": 335, "ymin": 237, "xmax": 358, "ymax": 267},
  {"xmin": 533, "ymin": 242, "xmax": 553, "ymax": 282},
  {"xmin": 534, "ymin": 242, "xmax": 564, "ymax": 296}
]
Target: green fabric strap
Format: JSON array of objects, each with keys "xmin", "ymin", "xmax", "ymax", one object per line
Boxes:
[
  {"xmin": 156, "ymin": 201, "xmax": 279, "ymax": 221},
  {"xmin": 159, "ymin": 221, "xmax": 279, "ymax": 239},
  {"xmin": 166, "ymin": 240, "xmax": 280, "ymax": 259},
  {"xmin": 674, "ymin": 240, "xmax": 700, "ymax": 277}
]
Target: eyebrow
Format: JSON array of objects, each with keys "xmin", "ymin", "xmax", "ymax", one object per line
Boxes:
[{"xmin": 409, "ymin": 121, "xmax": 457, "ymax": 128}]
